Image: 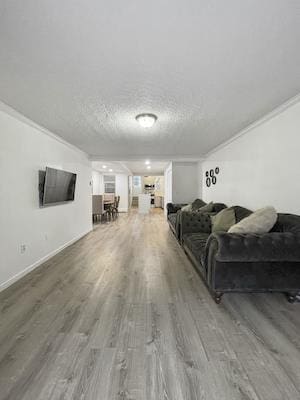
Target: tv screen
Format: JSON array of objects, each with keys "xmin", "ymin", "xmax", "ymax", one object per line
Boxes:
[{"xmin": 42, "ymin": 167, "xmax": 77, "ymax": 206}]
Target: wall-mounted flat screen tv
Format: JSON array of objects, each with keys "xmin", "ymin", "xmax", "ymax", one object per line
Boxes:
[{"xmin": 42, "ymin": 167, "xmax": 77, "ymax": 206}]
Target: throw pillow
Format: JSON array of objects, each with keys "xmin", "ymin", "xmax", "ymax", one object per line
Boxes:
[
  {"xmin": 191, "ymin": 198, "xmax": 206, "ymax": 211},
  {"xmin": 181, "ymin": 204, "xmax": 192, "ymax": 212},
  {"xmin": 197, "ymin": 201, "xmax": 214, "ymax": 213},
  {"xmin": 211, "ymin": 208, "xmax": 236, "ymax": 233},
  {"xmin": 228, "ymin": 206, "xmax": 277, "ymax": 234}
]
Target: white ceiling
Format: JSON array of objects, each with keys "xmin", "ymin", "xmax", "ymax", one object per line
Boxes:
[
  {"xmin": 123, "ymin": 161, "xmax": 168, "ymax": 175},
  {"xmin": 92, "ymin": 161, "xmax": 129, "ymax": 175},
  {"xmin": 92, "ymin": 160, "xmax": 168, "ymax": 175},
  {"xmin": 0, "ymin": 1, "xmax": 299, "ymax": 160}
]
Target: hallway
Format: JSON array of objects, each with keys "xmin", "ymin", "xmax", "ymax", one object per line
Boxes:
[{"xmin": 0, "ymin": 209, "xmax": 300, "ymax": 399}]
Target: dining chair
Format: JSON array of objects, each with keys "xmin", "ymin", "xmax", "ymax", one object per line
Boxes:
[
  {"xmin": 112, "ymin": 195, "xmax": 120, "ymax": 218},
  {"xmin": 92, "ymin": 195, "xmax": 108, "ymax": 222}
]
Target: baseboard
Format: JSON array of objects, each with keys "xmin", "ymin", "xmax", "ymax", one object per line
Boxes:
[{"xmin": 0, "ymin": 228, "xmax": 92, "ymax": 293}]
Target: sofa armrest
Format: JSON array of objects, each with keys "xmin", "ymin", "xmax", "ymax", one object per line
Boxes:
[
  {"xmin": 206, "ymin": 232, "xmax": 300, "ymax": 262},
  {"xmin": 181, "ymin": 211, "xmax": 212, "ymax": 237},
  {"xmin": 166, "ymin": 203, "xmax": 187, "ymax": 215}
]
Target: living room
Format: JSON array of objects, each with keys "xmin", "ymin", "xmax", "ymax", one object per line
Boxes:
[{"xmin": 0, "ymin": 1, "xmax": 299, "ymax": 399}]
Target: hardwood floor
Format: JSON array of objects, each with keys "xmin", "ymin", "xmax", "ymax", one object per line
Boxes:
[{"xmin": 0, "ymin": 209, "xmax": 300, "ymax": 400}]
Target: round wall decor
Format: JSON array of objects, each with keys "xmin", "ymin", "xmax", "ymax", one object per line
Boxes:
[{"xmin": 205, "ymin": 167, "xmax": 220, "ymax": 187}]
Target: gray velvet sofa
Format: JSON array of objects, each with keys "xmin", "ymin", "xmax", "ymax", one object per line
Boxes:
[
  {"xmin": 181, "ymin": 206, "xmax": 300, "ymax": 303},
  {"xmin": 166, "ymin": 202, "xmax": 226, "ymax": 240},
  {"xmin": 166, "ymin": 203, "xmax": 187, "ymax": 237}
]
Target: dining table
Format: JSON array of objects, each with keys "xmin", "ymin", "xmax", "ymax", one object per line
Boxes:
[{"xmin": 104, "ymin": 200, "xmax": 114, "ymax": 206}]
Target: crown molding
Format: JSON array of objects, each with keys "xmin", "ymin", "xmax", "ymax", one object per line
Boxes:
[
  {"xmin": 0, "ymin": 100, "xmax": 89, "ymax": 159},
  {"xmin": 204, "ymin": 93, "xmax": 300, "ymax": 158},
  {"xmin": 89, "ymin": 155, "xmax": 203, "ymax": 162}
]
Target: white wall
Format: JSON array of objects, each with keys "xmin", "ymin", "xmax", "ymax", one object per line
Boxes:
[
  {"xmin": 197, "ymin": 161, "xmax": 203, "ymax": 199},
  {"xmin": 172, "ymin": 162, "xmax": 199, "ymax": 203},
  {"xmin": 115, "ymin": 174, "xmax": 129, "ymax": 212},
  {"xmin": 201, "ymin": 98, "xmax": 300, "ymax": 214},
  {"xmin": 164, "ymin": 163, "xmax": 173, "ymax": 213},
  {"xmin": 0, "ymin": 104, "xmax": 92, "ymax": 291},
  {"xmin": 154, "ymin": 176, "xmax": 164, "ymax": 196},
  {"xmin": 163, "ymin": 161, "xmax": 199, "ymax": 213},
  {"xmin": 128, "ymin": 175, "xmax": 133, "ymax": 208},
  {"xmin": 92, "ymin": 170, "xmax": 104, "ymax": 195}
]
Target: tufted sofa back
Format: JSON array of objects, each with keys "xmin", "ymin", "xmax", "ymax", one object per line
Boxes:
[
  {"xmin": 166, "ymin": 203, "xmax": 187, "ymax": 215},
  {"xmin": 181, "ymin": 211, "xmax": 213, "ymax": 235}
]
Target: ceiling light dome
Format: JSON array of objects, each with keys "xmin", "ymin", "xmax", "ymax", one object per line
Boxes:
[{"xmin": 136, "ymin": 113, "xmax": 157, "ymax": 128}]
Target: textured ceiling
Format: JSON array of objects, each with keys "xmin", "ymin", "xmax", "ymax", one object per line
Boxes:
[
  {"xmin": 92, "ymin": 161, "xmax": 130, "ymax": 175},
  {"xmin": 0, "ymin": 1, "xmax": 299, "ymax": 159},
  {"xmin": 122, "ymin": 161, "xmax": 168, "ymax": 175},
  {"xmin": 92, "ymin": 160, "xmax": 168, "ymax": 175}
]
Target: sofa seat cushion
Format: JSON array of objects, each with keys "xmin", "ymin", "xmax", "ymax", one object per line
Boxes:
[
  {"xmin": 183, "ymin": 233, "xmax": 210, "ymax": 265},
  {"xmin": 168, "ymin": 213, "xmax": 177, "ymax": 229}
]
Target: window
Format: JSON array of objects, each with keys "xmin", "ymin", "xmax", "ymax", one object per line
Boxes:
[
  {"xmin": 104, "ymin": 175, "xmax": 115, "ymax": 194},
  {"xmin": 133, "ymin": 176, "xmax": 141, "ymax": 187}
]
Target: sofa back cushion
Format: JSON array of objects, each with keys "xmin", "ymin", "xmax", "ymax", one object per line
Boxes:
[
  {"xmin": 197, "ymin": 202, "xmax": 214, "ymax": 213},
  {"xmin": 212, "ymin": 203, "xmax": 227, "ymax": 213},
  {"xmin": 181, "ymin": 204, "xmax": 192, "ymax": 212},
  {"xmin": 228, "ymin": 206, "xmax": 277, "ymax": 234},
  {"xmin": 191, "ymin": 198, "xmax": 207, "ymax": 211},
  {"xmin": 271, "ymin": 213, "xmax": 300, "ymax": 234},
  {"xmin": 211, "ymin": 208, "xmax": 236, "ymax": 233},
  {"xmin": 232, "ymin": 205, "xmax": 253, "ymax": 222},
  {"xmin": 166, "ymin": 203, "xmax": 187, "ymax": 215}
]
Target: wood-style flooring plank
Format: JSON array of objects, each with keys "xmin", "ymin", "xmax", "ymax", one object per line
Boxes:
[{"xmin": 0, "ymin": 209, "xmax": 299, "ymax": 400}]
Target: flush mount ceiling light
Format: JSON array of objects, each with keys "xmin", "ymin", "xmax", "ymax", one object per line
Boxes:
[
  {"xmin": 147, "ymin": 165, "xmax": 151, "ymax": 170},
  {"xmin": 102, "ymin": 165, "xmax": 107, "ymax": 169},
  {"xmin": 136, "ymin": 113, "xmax": 157, "ymax": 128},
  {"xmin": 109, "ymin": 169, "xmax": 113, "ymax": 172},
  {"xmin": 145, "ymin": 160, "xmax": 150, "ymax": 165}
]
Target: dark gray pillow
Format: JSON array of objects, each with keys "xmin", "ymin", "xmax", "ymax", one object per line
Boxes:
[
  {"xmin": 191, "ymin": 198, "xmax": 206, "ymax": 211},
  {"xmin": 232, "ymin": 205, "xmax": 253, "ymax": 222}
]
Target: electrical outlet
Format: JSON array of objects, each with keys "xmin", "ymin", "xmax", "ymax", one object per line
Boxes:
[{"xmin": 20, "ymin": 244, "xmax": 26, "ymax": 254}]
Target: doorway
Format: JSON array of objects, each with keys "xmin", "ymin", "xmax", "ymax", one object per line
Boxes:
[{"xmin": 131, "ymin": 175, "xmax": 164, "ymax": 210}]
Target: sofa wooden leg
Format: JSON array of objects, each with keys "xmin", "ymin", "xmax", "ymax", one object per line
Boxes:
[
  {"xmin": 213, "ymin": 292, "xmax": 223, "ymax": 304},
  {"xmin": 286, "ymin": 293, "xmax": 297, "ymax": 303}
]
